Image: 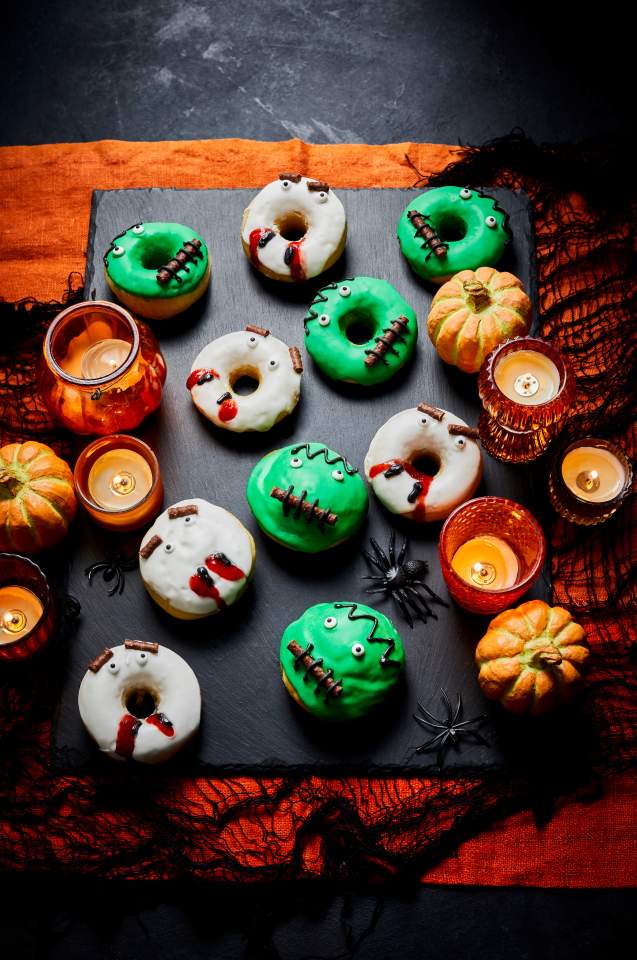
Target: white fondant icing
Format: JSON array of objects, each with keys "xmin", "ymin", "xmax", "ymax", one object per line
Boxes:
[
  {"xmin": 78, "ymin": 643, "xmax": 201, "ymax": 764},
  {"xmin": 189, "ymin": 330, "xmax": 302, "ymax": 433},
  {"xmin": 139, "ymin": 498, "xmax": 255, "ymax": 617},
  {"xmin": 242, "ymin": 176, "xmax": 346, "ymax": 280},
  {"xmin": 364, "ymin": 407, "xmax": 482, "ymax": 522}
]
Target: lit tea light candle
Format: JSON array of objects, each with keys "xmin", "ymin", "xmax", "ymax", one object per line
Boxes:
[
  {"xmin": 0, "ymin": 585, "xmax": 44, "ymax": 643},
  {"xmin": 451, "ymin": 535, "xmax": 519, "ymax": 591},
  {"xmin": 80, "ymin": 338, "xmax": 130, "ymax": 380},
  {"xmin": 561, "ymin": 445, "xmax": 626, "ymax": 503},
  {"xmin": 87, "ymin": 448, "xmax": 153, "ymax": 511},
  {"xmin": 494, "ymin": 350, "xmax": 561, "ymax": 406}
]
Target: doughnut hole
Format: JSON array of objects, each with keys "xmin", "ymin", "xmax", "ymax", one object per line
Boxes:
[
  {"xmin": 124, "ymin": 686, "xmax": 158, "ymax": 719},
  {"xmin": 139, "ymin": 237, "xmax": 179, "ymax": 270},
  {"xmin": 275, "ymin": 211, "xmax": 308, "ymax": 242},
  {"xmin": 436, "ymin": 215, "xmax": 467, "ymax": 243},
  {"xmin": 411, "ymin": 453, "xmax": 441, "ymax": 478},
  {"xmin": 339, "ymin": 309, "xmax": 378, "ymax": 346},
  {"xmin": 230, "ymin": 366, "xmax": 261, "ymax": 396}
]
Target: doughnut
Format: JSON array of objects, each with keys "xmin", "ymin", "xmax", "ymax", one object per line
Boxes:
[
  {"xmin": 304, "ymin": 277, "xmax": 418, "ymax": 386},
  {"xmin": 187, "ymin": 325, "xmax": 303, "ymax": 432},
  {"xmin": 364, "ymin": 403, "xmax": 482, "ymax": 522},
  {"xmin": 397, "ymin": 186, "xmax": 511, "ymax": 285},
  {"xmin": 280, "ymin": 601, "xmax": 405, "ymax": 721},
  {"xmin": 241, "ymin": 173, "xmax": 347, "ymax": 283},
  {"xmin": 78, "ymin": 640, "xmax": 201, "ymax": 763},
  {"xmin": 246, "ymin": 442, "xmax": 367, "ymax": 553},
  {"xmin": 104, "ymin": 221, "xmax": 210, "ymax": 320},
  {"xmin": 139, "ymin": 498, "xmax": 255, "ymax": 620}
]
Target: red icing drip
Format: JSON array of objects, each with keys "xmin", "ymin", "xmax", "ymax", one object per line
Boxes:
[
  {"xmin": 187, "ymin": 368, "xmax": 219, "ymax": 391},
  {"xmin": 286, "ymin": 240, "xmax": 306, "ymax": 281},
  {"xmin": 369, "ymin": 459, "xmax": 433, "ymax": 522},
  {"xmin": 218, "ymin": 399, "xmax": 238, "ymax": 422},
  {"xmin": 115, "ymin": 714, "xmax": 141, "ymax": 759},
  {"xmin": 189, "ymin": 570, "xmax": 226, "ymax": 609},
  {"xmin": 205, "ymin": 555, "xmax": 245, "ymax": 581},
  {"xmin": 146, "ymin": 713, "xmax": 175, "ymax": 738},
  {"xmin": 249, "ymin": 227, "xmax": 272, "ymax": 267}
]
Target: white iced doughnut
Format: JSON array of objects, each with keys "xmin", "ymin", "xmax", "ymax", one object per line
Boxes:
[
  {"xmin": 187, "ymin": 326, "xmax": 303, "ymax": 433},
  {"xmin": 78, "ymin": 641, "xmax": 201, "ymax": 764},
  {"xmin": 139, "ymin": 498, "xmax": 256, "ymax": 620},
  {"xmin": 364, "ymin": 403, "xmax": 482, "ymax": 522},
  {"xmin": 241, "ymin": 173, "xmax": 347, "ymax": 282}
]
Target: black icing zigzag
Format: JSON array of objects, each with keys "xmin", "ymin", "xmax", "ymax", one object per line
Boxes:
[
  {"xmin": 333, "ymin": 602, "xmax": 397, "ymax": 666},
  {"xmin": 290, "ymin": 443, "xmax": 358, "ymax": 476},
  {"xmin": 302, "ymin": 278, "xmax": 355, "ymax": 334}
]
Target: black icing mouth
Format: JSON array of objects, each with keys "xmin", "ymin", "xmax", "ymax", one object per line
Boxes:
[{"xmin": 270, "ymin": 485, "xmax": 338, "ymax": 528}]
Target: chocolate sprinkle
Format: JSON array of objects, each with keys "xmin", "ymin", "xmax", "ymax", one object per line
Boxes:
[
  {"xmin": 417, "ymin": 403, "xmax": 445, "ymax": 421},
  {"xmin": 278, "ymin": 172, "xmax": 302, "ymax": 183},
  {"xmin": 289, "ymin": 346, "xmax": 303, "ymax": 373},
  {"xmin": 270, "ymin": 486, "xmax": 338, "ymax": 527},
  {"xmin": 307, "ymin": 179, "xmax": 330, "ymax": 192},
  {"xmin": 139, "ymin": 535, "xmax": 162, "ymax": 560},
  {"xmin": 245, "ymin": 324, "xmax": 270, "ymax": 337},
  {"xmin": 88, "ymin": 648, "xmax": 113, "ymax": 673},
  {"xmin": 168, "ymin": 504, "xmax": 199, "ymax": 519},
  {"xmin": 287, "ymin": 639, "xmax": 342, "ymax": 698},
  {"xmin": 124, "ymin": 639, "xmax": 159, "ymax": 653},
  {"xmin": 448, "ymin": 423, "xmax": 480, "ymax": 439}
]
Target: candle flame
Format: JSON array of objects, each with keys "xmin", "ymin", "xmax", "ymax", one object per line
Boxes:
[
  {"xmin": 576, "ymin": 468, "xmax": 601, "ymax": 493},
  {"xmin": 110, "ymin": 470, "xmax": 136, "ymax": 496},
  {"xmin": 2, "ymin": 609, "xmax": 27, "ymax": 634},
  {"xmin": 470, "ymin": 561, "xmax": 497, "ymax": 586}
]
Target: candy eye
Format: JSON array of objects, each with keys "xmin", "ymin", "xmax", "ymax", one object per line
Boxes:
[
  {"xmin": 331, "ymin": 469, "xmax": 344, "ymax": 481},
  {"xmin": 132, "ymin": 224, "xmax": 144, "ymax": 234},
  {"xmin": 315, "ymin": 191, "xmax": 328, "ymax": 204},
  {"xmin": 485, "ymin": 215, "xmax": 497, "ymax": 229},
  {"xmin": 459, "ymin": 188, "xmax": 472, "ymax": 199},
  {"xmin": 454, "ymin": 437, "xmax": 466, "ymax": 449},
  {"xmin": 108, "ymin": 660, "xmax": 120, "ymax": 674},
  {"xmin": 421, "ymin": 417, "xmax": 428, "ymax": 425},
  {"xmin": 137, "ymin": 651, "xmax": 149, "ymax": 666},
  {"xmin": 324, "ymin": 616, "xmax": 337, "ymax": 629},
  {"xmin": 247, "ymin": 336, "xmax": 258, "ymax": 349},
  {"xmin": 318, "ymin": 314, "xmax": 330, "ymax": 326},
  {"xmin": 281, "ymin": 179, "xmax": 291, "ymax": 190},
  {"xmin": 351, "ymin": 642, "xmax": 365, "ymax": 658},
  {"xmin": 184, "ymin": 515, "xmax": 197, "ymax": 525},
  {"xmin": 268, "ymin": 358, "xmax": 279, "ymax": 370},
  {"xmin": 338, "ymin": 285, "xmax": 351, "ymax": 298},
  {"xmin": 112, "ymin": 245, "xmax": 125, "ymax": 257},
  {"xmin": 290, "ymin": 457, "xmax": 303, "ymax": 468},
  {"xmin": 164, "ymin": 543, "xmax": 174, "ymax": 554}
]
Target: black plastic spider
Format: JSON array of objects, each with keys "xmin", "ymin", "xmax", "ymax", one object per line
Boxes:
[
  {"xmin": 85, "ymin": 551, "xmax": 138, "ymax": 597},
  {"xmin": 362, "ymin": 531, "xmax": 448, "ymax": 628},
  {"xmin": 413, "ymin": 689, "xmax": 488, "ymax": 768}
]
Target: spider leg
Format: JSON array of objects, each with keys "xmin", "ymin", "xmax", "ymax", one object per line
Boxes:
[
  {"xmin": 85, "ymin": 562, "xmax": 109, "ymax": 585},
  {"xmin": 369, "ymin": 537, "xmax": 391, "ymax": 571},
  {"xmin": 461, "ymin": 730, "xmax": 490, "ymax": 748},
  {"xmin": 453, "ymin": 714, "xmax": 488, "ymax": 729},
  {"xmin": 415, "ymin": 729, "xmax": 449, "ymax": 754},
  {"xmin": 413, "ymin": 713, "xmax": 447, "ymax": 731},
  {"xmin": 416, "ymin": 704, "xmax": 446, "ymax": 727},
  {"xmin": 397, "ymin": 537, "xmax": 408, "ymax": 567},
  {"xmin": 361, "ymin": 548, "xmax": 388, "ymax": 573},
  {"xmin": 403, "ymin": 585, "xmax": 436, "ymax": 620},
  {"xmin": 420, "ymin": 582, "xmax": 450, "ymax": 607},
  {"xmin": 393, "ymin": 591, "xmax": 414, "ymax": 628},
  {"xmin": 388, "ymin": 529, "xmax": 396, "ymax": 565},
  {"xmin": 102, "ymin": 566, "xmax": 117, "ymax": 583},
  {"xmin": 440, "ymin": 689, "xmax": 454, "ymax": 725},
  {"xmin": 396, "ymin": 587, "xmax": 427, "ymax": 626},
  {"xmin": 451, "ymin": 692, "xmax": 463, "ymax": 726},
  {"xmin": 362, "ymin": 575, "xmax": 388, "ymax": 582}
]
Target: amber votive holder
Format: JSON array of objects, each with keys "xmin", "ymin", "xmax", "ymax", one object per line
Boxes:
[
  {"xmin": 39, "ymin": 300, "xmax": 167, "ymax": 435},
  {"xmin": 549, "ymin": 437, "xmax": 633, "ymax": 526},
  {"xmin": 478, "ymin": 337, "xmax": 575, "ymax": 463},
  {"xmin": 74, "ymin": 434, "xmax": 163, "ymax": 532},
  {"xmin": 439, "ymin": 497, "xmax": 547, "ymax": 615},
  {"xmin": 0, "ymin": 554, "xmax": 55, "ymax": 662}
]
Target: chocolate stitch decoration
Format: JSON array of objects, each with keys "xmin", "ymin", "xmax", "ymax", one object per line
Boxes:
[
  {"xmin": 139, "ymin": 535, "xmax": 163, "ymax": 560},
  {"xmin": 307, "ymin": 180, "xmax": 330, "ymax": 192},
  {"xmin": 448, "ymin": 423, "xmax": 480, "ymax": 440},
  {"xmin": 245, "ymin": 324, "xmax": 270, "ymax": 337},
  {"xmin": 407, "ymin": 210, "xmax": 448, "ymax": 260},
  {"xmin": 124, "ymin": 639, "xmax": 159, "ymax": 654},
  {"xmin": 88, "ymin": 648, "xmax": 113, "ymax": 673},
  {"xmin": 287, "ymin": 639, "xmax": 343, "ymax": 698},
  {"xmin": 290, "ymin": 443, "xmax": 358, "ymax": 475},
  {"xmin": 279, "ymin": 172, "xmax": 302, "ymax": 183},
  {"xmin": 270, "ymin": 487, "xmax": 338, "ymax": 527},
  {"xmin": 302, "ymin": 278, "xmax": 355, "ymax": 333},
  {"xmin": 417, "ymin": 403, "xmax": 445, "ymax": 421},
  {"xmin": 333, "ymin": 602, "xmax": 397, "ymax": 667},
  {"xmin": 156, "ymin": 238, "xmax": 204, "ymax": 285},
  {"xmin": 364, "ymin": 315, "xmax": 410, "ymax": 367},
  {"xmin": 289, "ymin": 346, "xmax": 303, "ymax": 373},
  {"xmin": 168, "ymin": 504, "xmax": 198, "ymax": 519}
]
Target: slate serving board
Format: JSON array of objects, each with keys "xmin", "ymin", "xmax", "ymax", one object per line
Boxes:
[{"xmin": 53, "ymin": 186, "xmax": 553, "ymax": 774}]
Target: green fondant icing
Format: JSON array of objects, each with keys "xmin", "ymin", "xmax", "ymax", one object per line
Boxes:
[
  {"xmin": 104, "ymin": 222, "xmax": 209, "ymax": 299},
  {"xmin": 246, "ymin": 443, "xmax": 368, "ymax": 553},
  {"xmin": 304, "ymin": 276, "xmax": 418, "ymax": 386},
  {"xmin": 397, "ymin": 186, "xmax": 510, "ymax": 283},
  {"xmin": 280, "ymin": 601, "xmax": 405, "ymax": 721}
]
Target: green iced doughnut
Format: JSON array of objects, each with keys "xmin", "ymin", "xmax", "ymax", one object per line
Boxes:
[
  {"xmin": 280, "ymin": 601, "xmax": 405, "ymax": 721},
  {"xmin": 397, "ymin": 186, "xmax": 511, "ymax": 285},
  {"xmin": 246, "ymin": 442, "xmax": 368, "ymax": 553},
  {"xmin": 303, "ymin": 277, "xmax": 418, "ymax": 386},
  {"xmin": 104, "ymin": 221, "xmax": 210, "ymax": 320}
]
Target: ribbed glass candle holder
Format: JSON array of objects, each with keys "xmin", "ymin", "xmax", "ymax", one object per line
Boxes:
[
  {"xmin": 549, "ymin": 437, "xmax": 633, "ymax": 525},
  {"xmin": 0, "ymin": 554, "xmax": 54, "ymax": 662}
]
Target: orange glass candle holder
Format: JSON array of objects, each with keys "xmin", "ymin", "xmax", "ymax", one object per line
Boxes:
[
  {"xmin": 0, "ymin": 554, "xmax": 55, "ymax": 662},
  {"xmin": 74, "ymin": 434, "xmax": 163, "ymax": 532},
  {"xmin": 478, "ymin": 337, "xmax": 575, "ymax": 463},
  {"xmin": 549, "ymin": 437, "xmax": 633, "ymax": 526},
  {"xmin": 439, "ymin": 497, "xmax": 546, "ymax": 615},
  {"xmin": 39, "ymin": 301, "xmax": 167, "ymax": 435}
]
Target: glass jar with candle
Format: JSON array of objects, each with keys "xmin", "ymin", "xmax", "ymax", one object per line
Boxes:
[
  {"xmin": 549, "ymin": 437, "xmax": 632, "ymax": 525},
  {"xmin": 439, "ymin": 496, "xmax": 546, "ymax": 615},
  {"xmin": 478, "ymin": 337, "xmax": 575, "ymax": 463},
  {"xmin": 39, "ymin": 301, "xmax": 167, "ymax": 435},
  {"xmin": 74, "ymin": 435, "xmax": 163, "ymax": 532},
  {"xmin": 0, "ymin": 554, "xmax": 54, "ymax": 662}
]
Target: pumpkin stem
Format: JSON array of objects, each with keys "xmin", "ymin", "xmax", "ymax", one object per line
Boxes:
[
  {"xmin": 462, "ymin": 279, "xmax": 491, "ymax": 312},
  {"xmin": 531, "ymin": 645, "xmax": 563, "ymax": 669},
  {"xmin": 0, "ymin": 470, "xmax": 22, "ymax": 500}
]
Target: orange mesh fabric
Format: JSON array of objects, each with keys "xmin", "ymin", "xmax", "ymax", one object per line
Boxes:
[{"xmin": 0, "ymin": 137, "xmax": 635, "ymax": 885}]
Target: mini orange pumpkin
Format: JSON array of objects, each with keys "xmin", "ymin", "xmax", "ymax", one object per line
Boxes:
[
  {"xmin": 475, "ymin": 600, "xmax": 589, "ymax": 715},
  {"xmin": 0, "ymin": 441, "xmax": 77, "ymax": 553},
  {"xmin": 427, "ymin": 267, "xmax": 532, "ymax": 374}
]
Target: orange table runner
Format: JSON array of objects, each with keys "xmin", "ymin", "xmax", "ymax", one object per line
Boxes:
[{"xmin": 0, "ymin": 138, "xmax": 635, "ymax": 886}]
